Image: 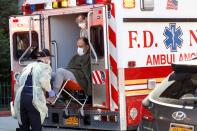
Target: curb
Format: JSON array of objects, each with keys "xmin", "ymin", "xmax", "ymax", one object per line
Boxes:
[{"xmin": 0, "ymin": 111, "xmax": 11, "ymax": 116}]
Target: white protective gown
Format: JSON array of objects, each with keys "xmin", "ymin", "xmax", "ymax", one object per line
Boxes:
[{"xmin": 14, "ymin": 62, "xmax": 52, "ymax": 125}]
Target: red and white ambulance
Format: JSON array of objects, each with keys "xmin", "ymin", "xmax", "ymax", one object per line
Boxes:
[{"xmin": 9, "ymin": 0, "xmax": 197, "ymax": 130}]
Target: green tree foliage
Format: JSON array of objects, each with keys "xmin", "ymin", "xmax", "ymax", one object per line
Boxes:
[{"xmin": 0, "ymin": 0, "xmax": 18, "ymax": 82}]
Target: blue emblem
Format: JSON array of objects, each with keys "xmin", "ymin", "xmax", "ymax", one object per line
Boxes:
[{"xmin": 163, "ymin": 23, "xmax": 183, "ymax": 52}]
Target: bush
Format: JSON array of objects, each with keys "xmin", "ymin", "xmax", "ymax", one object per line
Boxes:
[{"xmin": 0, "ymin": 0, "xmax": 18, "ymax": 82}]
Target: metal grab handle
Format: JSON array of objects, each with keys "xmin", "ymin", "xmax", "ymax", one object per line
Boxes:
[
  {"xmin": 87, "ymin": 11, "xmax": 98, "ymax": 63},
  {"xmin": 51, "ymin": 40, "xmax": 58, "ymax": 71},
  {"xmin": 19, "ymin": 17, "xmax": 33, "ymax": 66}
]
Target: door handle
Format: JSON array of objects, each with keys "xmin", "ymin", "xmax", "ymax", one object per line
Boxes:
[{"xmin": 87, "ymin": 11, "xmax": 98, "ymax": 63}]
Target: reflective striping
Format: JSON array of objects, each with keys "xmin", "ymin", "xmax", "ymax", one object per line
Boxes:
[
  {"xmin": 109, "ymin": 40, "xmax": 117, "ymax": 60},
  {"xmin": 92, "ymin": 70, "xmax": 105, "ymax": 85},
  {"xmin": 109, "ymin": 0, "xmax": 118, "ymax": 111},
  {"xmin": 111, "ymin": 3, "xmax": 115, "ymax": 18},
  {"xmin": 110, "ymin": 55, "xmax": 118, "ymax": 76},
  {"xmin": 125, "ymin": 84, "xmax": 148, "ymax": 91},
  {"xmin": 110, "ymin": 71, "xmax": 118, "ymax": 90},
  {"xmin": 95, "ymin": 70, "xmax": 103, "ymax": 84},
  {"xmin": 111, "ymin": 84, "xmax": 119, "ymax": 106},
  {"xmin": 108, "ymin": 16, "xmax": 116, "ymax": 31},
  {"xmin": 125, "ymin": 77, "xmax": 165, "ymax": 86},
  {"xmin": 125, "ymin": 89, "xmax": 153, "ymax": 96},
  {"xmin": 109, "ymin": 26, "xmax": 117, "ymax": 47},
  {"xmin": 92, "ymin": 71, "xmax": 98, "ymax": 84}
]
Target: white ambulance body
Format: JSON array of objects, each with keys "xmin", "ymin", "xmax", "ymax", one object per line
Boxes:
[{"xmin": 9, "ymin": 0, "xmax": 197, "ymax": 130}]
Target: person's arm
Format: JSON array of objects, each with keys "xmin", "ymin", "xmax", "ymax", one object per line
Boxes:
[{"xmin": 39, "ymin": 65, "xmax": 52, "ymax": 92}]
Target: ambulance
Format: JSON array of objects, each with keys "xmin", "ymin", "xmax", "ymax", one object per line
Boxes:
[{"xmin": 9, "ymin": 0, "xmax": 197, "ymax": 130}]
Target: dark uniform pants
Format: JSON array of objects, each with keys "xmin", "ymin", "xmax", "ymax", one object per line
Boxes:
[{"xmin": 20, "ymin": 93, "xmax": 42, "ymax": 131}]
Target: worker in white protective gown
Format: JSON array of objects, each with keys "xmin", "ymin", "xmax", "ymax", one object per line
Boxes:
[{"xmin": 14, "ymin": 49, "xmax": 52, "ymax": 131}]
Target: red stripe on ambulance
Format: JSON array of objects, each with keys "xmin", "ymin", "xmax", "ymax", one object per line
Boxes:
[
  {"xmin": 109, "ymin": 26, "xmax": 117, "ymax": 47},
  {"xmin": 111, "ymin": 3, "xmax": 115, "ymax": 17},
  {"xmin": 125, "ymin": 66, "xmax": 172, "ymax": 80},
  {"xmin": 109, "ymin": 55, "xmax": 118, "ymax": 76},
  {"xmin": 111, "ymin": 84, "xmax": 119, "ymax": 106}
]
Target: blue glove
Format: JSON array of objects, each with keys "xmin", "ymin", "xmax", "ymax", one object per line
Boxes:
[{"xmin": 48, "ymin": 90, "xmax": 56, "ymax": 97}]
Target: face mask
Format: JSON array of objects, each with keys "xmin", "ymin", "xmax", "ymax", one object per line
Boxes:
[
  {"xmin": 78, "ymin": 22, "xmax": 86, "ymax": 29},
  {"xmin": 77, "ymin": 47, "xmax": 85, "ymax": 56}
]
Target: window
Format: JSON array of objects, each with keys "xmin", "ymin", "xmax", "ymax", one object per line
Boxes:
[
  {"xmin": 90, "ymin": 26, "xmax": 104, "ymax": 59},
  {"xmin": 150, "ymin": 71, "xmax": 197, "ymax": 106},
  {"xmin": 160, "ymin": 72, "xmax": 197, "ymax": 99},
  {"xmin": 13, "ymin": 32, "xmax": 38, "ymax": 60}
]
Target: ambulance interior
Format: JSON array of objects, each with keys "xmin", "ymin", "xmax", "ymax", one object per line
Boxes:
[
  {"xmin": 50, "ymin": 11, "xmax": 102, "ymax": 106},
  {"xmin": 50, "ymin": 13, "xmax": 104, "ymax": 69},
  {"xmin": 49, "ymin": 13, "xmax": 105, "ymax": 107},
  {"xmin": 50, "ymin": 14, "xmax": 81, "ymax": 69},
  {"xmin": 49, "ymin": 13, "xmax": 88, "ymax": 106}
]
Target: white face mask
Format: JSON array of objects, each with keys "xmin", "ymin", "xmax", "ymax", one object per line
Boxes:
[
  {"xmin": 77, "ymin": 47, "xmax": 85, "ymax": 56},
  {"xmin": 78, "ymin": 22, "xmax": 86, "ymax": 29}
]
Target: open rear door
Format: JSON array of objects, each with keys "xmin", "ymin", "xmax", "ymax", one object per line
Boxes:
[
  {"xmin": 9, "ymin": 15, "xmax": 42, "ymax": 96},
  {"xmin": 9, "ymin": 15, "xmax": 42, "ymax": 68},
  {"xmin": 88, "ymin": 6, "xmax": 110, "ymax": 109}
]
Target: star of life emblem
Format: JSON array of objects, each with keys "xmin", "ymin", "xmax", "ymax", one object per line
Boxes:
[{"xmin": 163, "ymin": 23, "xmax": 183, "ymax": 52}]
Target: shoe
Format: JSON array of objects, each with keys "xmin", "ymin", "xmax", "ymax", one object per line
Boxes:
[{"xmin": 46, "ymin": 96, "xmax": 57, "ymax": 105}]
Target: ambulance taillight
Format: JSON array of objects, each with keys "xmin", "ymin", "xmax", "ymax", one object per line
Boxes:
[
  {"xmin": 128, "ymin": 61, "xmax": 136, "ymax": 68},
  {"xmin": 123, "ymin": 0, "xmax": 135, "ymax": 8},
  {"xmin": 13, "ymin": 19, "xmax": 19, "ymax": 23}
]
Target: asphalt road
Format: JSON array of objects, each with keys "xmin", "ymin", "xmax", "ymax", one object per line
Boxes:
[
  {"xmin": 0, "ymin": 117, "xmax": 18, "ymax": 131},
  {"xmin": 0, "ymin": 117, "xmax": 88, "ymax": 131},
  {"xmin": 0, "ymin": 117, "xmax": 137, "ymax": 131}
]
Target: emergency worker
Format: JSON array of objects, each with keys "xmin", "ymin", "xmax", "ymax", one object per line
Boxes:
[
  {"xmin": 14, "ymin": 49, "xmax": 52, "ymax": 131},
  {"xmin": 47, "ymin": 37, "xmax": 91, "ymax": 103},
  {"xmin": 76, "ymin": 14, "xmax": 88, "ymax": 38}
]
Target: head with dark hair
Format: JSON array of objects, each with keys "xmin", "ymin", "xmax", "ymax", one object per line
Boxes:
[
  {"xmin": 36, "ymin": 49, "xmax": 53, "ymax": 64},
  {"xmin": 76, "ymin": 14, "xmax": 87, "ymax": 29},
  {"xmin": 77, "ymin": 37, "xmax": 90, "ymax": 56},
  {"xmin": 76, "ymin": 14, "xmax": 87, "ymax": 23},
  {"xmin": 81, "ymin": 37, "xmax": 89, "ymax": 46}
]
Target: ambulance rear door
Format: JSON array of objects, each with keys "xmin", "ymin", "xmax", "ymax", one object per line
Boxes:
[
  {"xmin": 9, "ymin": 15, "xmax": 42, "ymax": 79},
  {"xmin": 88, "ymin": 6, "xmax": 110, "ymax": 108}
]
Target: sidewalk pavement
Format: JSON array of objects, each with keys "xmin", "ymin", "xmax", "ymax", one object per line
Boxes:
[{"xmin": 0, "ymin": 116, "xmax": 18, "ymax": 131}]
